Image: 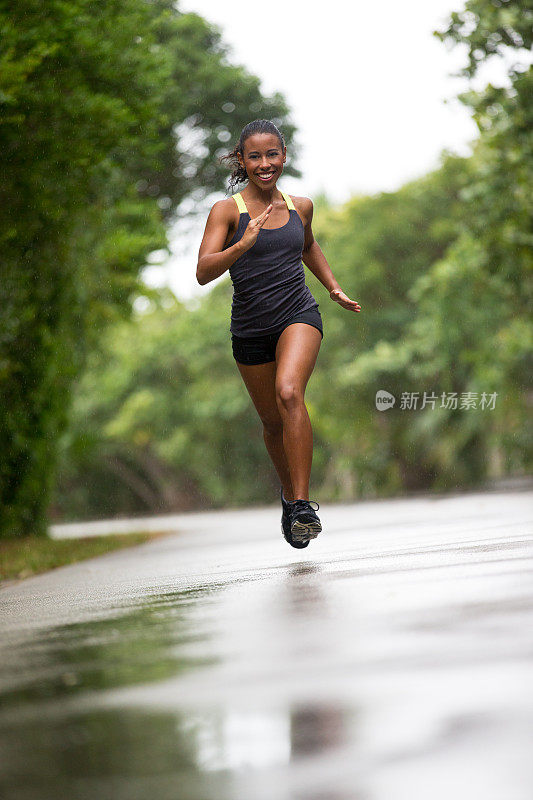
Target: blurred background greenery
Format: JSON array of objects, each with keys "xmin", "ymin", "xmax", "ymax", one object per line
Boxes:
[{"xmin": 1, "ymin": 0, "xmax": 531, "ymax": 537}]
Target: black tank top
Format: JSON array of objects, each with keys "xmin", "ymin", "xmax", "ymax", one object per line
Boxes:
[{"xmin": 224, "ymin": 190, "xmax": 319, "ymax": 336}]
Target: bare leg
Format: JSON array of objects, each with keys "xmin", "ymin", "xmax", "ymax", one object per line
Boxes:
[
  {"xmin": 235, "ymin": 359, "xmax": 295, "ymax": 500},
  {"xmin": 274, "ymin": 323, "xmax": 322, "ymax": 500}
]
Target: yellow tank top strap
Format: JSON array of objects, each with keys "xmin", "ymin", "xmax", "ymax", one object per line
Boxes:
[
  {"xmin": 280, "ymin": 191, "xmax": 296, "ymax": 211},
  {"xmin": 233, "ymin": 190, "xmax": 294, "ymax": 213},
  {"xmin": 232, "ymin": 192, "xmax": 249, "ymax": 214}
]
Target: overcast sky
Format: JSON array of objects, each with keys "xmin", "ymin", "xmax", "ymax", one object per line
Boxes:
[{"xmin": 144, "ymin": 1, "xmax": 490, "ymax": 303}]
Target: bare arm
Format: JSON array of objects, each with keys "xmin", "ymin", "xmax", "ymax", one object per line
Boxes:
[
  {"xmin": 196, "ymin": 202, "xmax": 243, "ymax": 286},
  {"xmin": 197, "ymin": 200, "xmax": 272, "ymax": 286},
  {"xmin": 300, "ymin": 198, "xmax": 361, "ymax": 312}
]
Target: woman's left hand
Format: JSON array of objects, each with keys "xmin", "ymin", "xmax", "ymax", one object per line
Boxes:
[{"xmin": 329, "ymin": 288, "xmax": 361, "ymax": 312}]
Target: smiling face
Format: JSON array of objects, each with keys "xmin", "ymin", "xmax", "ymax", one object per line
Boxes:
[{"xmin": 238, "ymin": 132, "xmax": 286, "ymax": 189}]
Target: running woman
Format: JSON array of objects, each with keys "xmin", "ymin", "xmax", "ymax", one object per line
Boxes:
[{"xmin": 197, "ymin": 119, "xmax": 361, "ymax": 548}]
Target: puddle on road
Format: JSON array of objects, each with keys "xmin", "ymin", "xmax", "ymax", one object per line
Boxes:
[
  {"xmin": 0, "ymin": 580, "xmax": 353, "ymax": 800},
  {"xmin": 0, "ymin": 585, "xmax": 216, "ymax": 799},
  {"xmin": 2, "ymin": 557, "xmax": 530, "ymax": 799},
  {"xmin": 0, "ymin": 587, "xmax": 213, "ymax": 710},
  {"xmin": 0, "ymin": 704, "xmax": 353, "ymax": 800}
]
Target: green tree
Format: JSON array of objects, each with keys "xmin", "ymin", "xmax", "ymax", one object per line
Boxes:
[
  {"xmin": 403, "ymin": 0, "xmax": 533, "ymax": 482},
  {"xmin": 308, "ymin": 153, "xmax": 477, "ymax": 496},
  {"xmin": 0, "ymin": 0, "xmax": 297, "ymax": 537},
  {"xmin": 52, "ymin": 284, "xmax": 274, "ymax": 519},
  {"xmin": 344, "ymin": 0, "xmax": 533, "ymax": 492}
]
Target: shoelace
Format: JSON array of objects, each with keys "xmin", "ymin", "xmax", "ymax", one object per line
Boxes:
[{"xmin": 288, "ymin": 499, "xmax": 320, "ymax": 512}]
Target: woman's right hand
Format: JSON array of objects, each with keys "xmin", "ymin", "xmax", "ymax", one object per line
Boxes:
[{"xmin": 240, "ymin": 204, "xmax": 273, "ymax": 250}]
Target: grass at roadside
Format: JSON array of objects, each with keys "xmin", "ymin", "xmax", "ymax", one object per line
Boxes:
[{"xmin": 0, "ymin": 532, "xmax": 166, "ymax": 584}]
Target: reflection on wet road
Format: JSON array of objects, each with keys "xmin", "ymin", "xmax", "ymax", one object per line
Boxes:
[{"xmin": 1, "ymin": 490, "xmax": 532, "ymax": 799}]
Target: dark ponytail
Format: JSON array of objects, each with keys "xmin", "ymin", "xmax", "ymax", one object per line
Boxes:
[{"xmin": 220, "ymin": 119, "xmax": 286, "ymax": 194}]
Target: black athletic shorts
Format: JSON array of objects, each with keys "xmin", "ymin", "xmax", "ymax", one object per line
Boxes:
[{"xmin": 231, "ymin": 306, "xmax": 323, "ymax": 366}]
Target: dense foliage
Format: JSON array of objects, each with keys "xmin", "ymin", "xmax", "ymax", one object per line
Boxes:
[
  {"xmin": 51, "ymin": 0, "xmax": 532, "ymax": 519},
  {"xmin": 0, "ymin": 0, "xmax": 296, "ymax": 537}
]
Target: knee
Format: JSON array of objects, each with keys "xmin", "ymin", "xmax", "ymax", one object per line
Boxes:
[{"xmin": 276, "ymin": 382, "xmax": 304, "ymax": 412}]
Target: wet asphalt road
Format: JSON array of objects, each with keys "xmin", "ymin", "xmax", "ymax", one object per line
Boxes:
[{"xmin": 1, "ymin": 488, "xmax": 532, "ymax": 800}]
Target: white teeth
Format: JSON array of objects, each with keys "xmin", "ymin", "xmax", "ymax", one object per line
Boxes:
[{"xmin": 259, "ymin": 173, "xmax": 274, "ymax": 179}]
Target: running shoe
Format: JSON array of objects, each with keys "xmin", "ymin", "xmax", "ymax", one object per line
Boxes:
[
  {"xmin": 280, "ymin": 487, "xmax": 309, "ymax": 549},
  {"xmin": 287, "ymin": 498, "xmax": 322, "ymax": 543}
]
